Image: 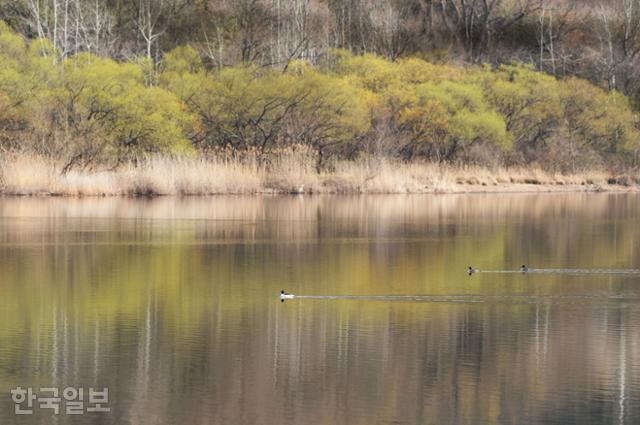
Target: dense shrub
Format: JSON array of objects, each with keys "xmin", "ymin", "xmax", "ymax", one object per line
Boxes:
[
  {"xmin": 0, "ymin": 22, "xmax": 639, "ymax": 173},
  {"xmin": 0, "ymin": 23, "xmax": 195, "ymax": 172}
]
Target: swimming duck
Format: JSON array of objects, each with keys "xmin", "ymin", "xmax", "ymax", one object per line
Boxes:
[
  {"xmin": 521, "ymin": 265, "xmax": 529, "ymax": 272},
  {"xmin": 280, "ymin": 290, "xmax": 295, "ymax": 300},
  {"xmin": 468, "ymin": 266, "xmax": 478, "ymax": 275}
]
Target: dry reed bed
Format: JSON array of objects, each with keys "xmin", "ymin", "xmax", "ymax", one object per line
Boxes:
[{"xmin": 0, "ymin": 152, "xmax": 637, "ymax": 196}]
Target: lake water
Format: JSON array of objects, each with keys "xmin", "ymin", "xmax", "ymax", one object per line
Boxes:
[{"xmin": 0, "ymin": 194, "xmax": 639, "ymax": 425}]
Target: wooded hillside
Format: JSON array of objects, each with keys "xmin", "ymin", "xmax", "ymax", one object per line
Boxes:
[{"xmin": 1, "ymin": 1, "xmax": 640, "ymax": 175}]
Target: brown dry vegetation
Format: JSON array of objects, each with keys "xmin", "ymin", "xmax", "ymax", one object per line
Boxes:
[{"xmin": 1, "ymin": 151, "xmax": 637, "ymax": 196}]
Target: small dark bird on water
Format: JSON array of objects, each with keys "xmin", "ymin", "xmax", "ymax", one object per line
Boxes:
[{"xmin": 521, "ymin": 265, "xmax": 529, "ymax": 272}]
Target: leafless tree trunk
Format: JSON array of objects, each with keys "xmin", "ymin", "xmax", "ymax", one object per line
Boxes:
[
  {"xmin": 136, "ymin": 0, "xmax": 163, "ymax": 60},
  {"xmin": 25, "ymin": 0, "xmax": 116, "ymax": 58}
]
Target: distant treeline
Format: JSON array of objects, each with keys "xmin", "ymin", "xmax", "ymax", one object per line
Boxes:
[
  {"xmin": 3, "ymin": 1, "xmax": 640, "ymax": 101},
  {"xmin": 0, "ymin": 19, "xmax": 639, "ymax": 173}
]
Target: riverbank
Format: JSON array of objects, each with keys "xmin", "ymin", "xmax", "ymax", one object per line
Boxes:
[{"xmin": 1, "ymin": 153, "xmax": 638, "ymax": 196}]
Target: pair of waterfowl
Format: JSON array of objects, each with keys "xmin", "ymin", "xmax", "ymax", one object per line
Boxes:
[
  {"xmin": 468, "ymin": 265, "xmax": 529, "ymax": 275},
  {"xmin": 282, "ymin": 265, "xmax": 531, "ymax": 298}
]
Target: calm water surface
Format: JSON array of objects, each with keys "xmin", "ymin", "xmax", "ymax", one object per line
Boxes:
[{"xmin": 0, "ymin": 194, "xmax": 639, "ymax": 425}]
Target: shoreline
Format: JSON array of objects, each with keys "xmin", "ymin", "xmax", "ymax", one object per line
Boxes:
[
  {"xmin": 2, "ymin": 153, "xmax": 639, "ymax": 197},
  {"xmin": 1, "ymin": 182, "xmax": 638, "ymax": 197}
]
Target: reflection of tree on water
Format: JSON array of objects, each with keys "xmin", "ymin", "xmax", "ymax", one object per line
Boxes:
[
  {"xmin": 0, "ymin": 194, "xmax": 640, "ymax": 424},
  {"xmin": 619, "ymin": 314, "xmax": 627, "ymax": 425}
]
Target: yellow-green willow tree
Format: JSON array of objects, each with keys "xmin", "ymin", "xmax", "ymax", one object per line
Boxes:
[
  {"xmin": 0, "ymin": 22, "xmax": 639, "ymax": 173},
  {"xmin": 0, "ymin": 23, "xmax": 196, "ymax": 172},
  {"xmin": 161, "ymin": 47, "xmax": 371, "ymax": 167},
  {"xmin": 54, "ymin": 54, "xmax": 196, "ymax": 172},
  {"xmin": 326, "ymin": 51, "xmax": 640, "ymax": 169}
]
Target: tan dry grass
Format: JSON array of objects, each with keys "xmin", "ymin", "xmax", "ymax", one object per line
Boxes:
[{"xmin": 0, "ymin": 151, "xmax": 636, "ymax": 196}]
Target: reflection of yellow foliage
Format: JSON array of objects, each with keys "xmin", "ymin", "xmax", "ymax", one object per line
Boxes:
[{"xmin": 0, "ymin": 195, "xmax": 637, "ymax": 423}]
